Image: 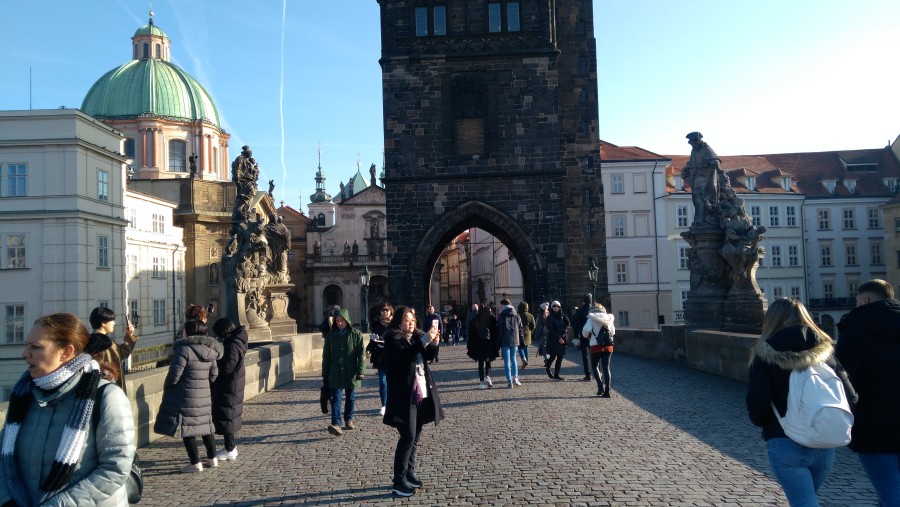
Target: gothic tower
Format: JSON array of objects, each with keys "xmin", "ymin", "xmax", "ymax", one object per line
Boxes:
[{"xmin": 378, "ymin": 0, "xmax": 606, "ymax": 307}]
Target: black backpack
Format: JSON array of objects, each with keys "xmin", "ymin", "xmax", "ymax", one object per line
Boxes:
[{"xmin": 595, "ymin": 326, "xmax": 613, "ymax": 347}]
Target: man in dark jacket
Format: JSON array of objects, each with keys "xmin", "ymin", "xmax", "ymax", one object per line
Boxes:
[
  {"xmin": 572, "ymin": 294, "xmax": 593, "ymax": 381},
  {"xmin": 496, "ymin": 299, "xmax": 524, "ymax": 388},
  {"xmin": 836, "ymin": 279, "xmax": 900, "ymax": 505}
]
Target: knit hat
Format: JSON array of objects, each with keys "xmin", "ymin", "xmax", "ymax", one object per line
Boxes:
[
  {"xmin": 539, "ymin": 302, "xmax": 549, "ymax": 311},
  {"xmin": 551, "ymin": 300, "xmax": 561, "ymax": 308}
]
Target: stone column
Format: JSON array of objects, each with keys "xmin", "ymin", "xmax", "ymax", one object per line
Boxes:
[{"xmin": 682, "ymin": 226, "xmax": 728, "ymax": 329}]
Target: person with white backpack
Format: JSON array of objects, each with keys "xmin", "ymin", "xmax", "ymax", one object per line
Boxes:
[
  {"xmin": 746, "ymin": 297, "xmax": 857, "ymax": 507},
  {"xmin": 581, "ymin": 303, "xmax": 615, "ymax": 397}
]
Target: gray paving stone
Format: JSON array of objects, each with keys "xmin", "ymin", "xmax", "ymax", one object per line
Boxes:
[{"xmin": 136, "ymin": 345, "xmax": 878, "ymax": 506}]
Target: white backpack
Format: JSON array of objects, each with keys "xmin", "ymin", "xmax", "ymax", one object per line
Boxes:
[{"xmin": 772, "ymin": 362, "xmax": 854, "ymax": 448}]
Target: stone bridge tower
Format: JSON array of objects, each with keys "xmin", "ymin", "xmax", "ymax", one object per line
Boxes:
[{"xmin": 378, "ymin": 0, "xmax": 606, "ymax": 308}]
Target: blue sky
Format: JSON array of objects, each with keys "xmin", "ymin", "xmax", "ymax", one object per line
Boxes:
[{"xmin": 1, "ymin": 1, "xmax": 898, "ymax": 212}]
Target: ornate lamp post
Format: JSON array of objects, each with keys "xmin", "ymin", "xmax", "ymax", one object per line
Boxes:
[
  {"xmin": 587, "ymin": 257, "xmax": 599, "ymax": 301},
  {"xmin": 360, "ymin": 265, "xmax": 371, "ymax": 332}
]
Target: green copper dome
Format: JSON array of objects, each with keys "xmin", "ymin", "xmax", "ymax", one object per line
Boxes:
[
  {"xmin": 81, "ymin": 59, "xmax": 220, "ymax": 127},
  {"xmin": 134, "ymin": 23, "xmax": 167, "ymax": 38}
]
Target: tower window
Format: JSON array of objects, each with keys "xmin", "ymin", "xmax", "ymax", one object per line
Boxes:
[
  {"xmin": 142, "ymin": 43, "xmax": 149, "ymax": 59},
  {"xmin": 415, "ymin": 4, "xmax": 446, "ymax": 37},
  {"xmin": 488, "ymin": 2, "xmax": 520, "ymax": 33},
  {"xmin": 168, "ymin": 140, "xmax": 187, "ymax": 172}
]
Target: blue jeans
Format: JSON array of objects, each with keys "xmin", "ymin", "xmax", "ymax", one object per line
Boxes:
[
  {"xmin": 501, "ymin": 346, "xmax": 519, "ymax": 381},
  {"xmin": 767, "ymin": 438, "xmax": 834, "ymax": 507},
  {"xmin": 858, "ymin": 453, "xmax": 900, "ymax": 507},
  {"xmin": 377, "ymin": 369, "xmax": 388, "ymax": 407},
  {"xmin": 330, "ymin": 387, "xmax": 356, "ymax": 426},
  {"xmin": 518, "ymin": 345, "xmax": 529, "ymax": 362}
]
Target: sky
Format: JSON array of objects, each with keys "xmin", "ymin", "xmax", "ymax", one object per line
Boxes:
[{"xmin": 1, "ymin": 1, "xmax": 898, "ymax": 213}]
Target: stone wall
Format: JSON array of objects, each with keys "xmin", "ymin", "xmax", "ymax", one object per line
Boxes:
[{"xmin": 0, "ymin": 333, "xmax": 324, "ymax": 447}]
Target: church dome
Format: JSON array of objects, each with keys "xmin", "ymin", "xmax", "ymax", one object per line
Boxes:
[{"xmin": 81, "ymin": 19, "xmax": 220, "ymax": 128}]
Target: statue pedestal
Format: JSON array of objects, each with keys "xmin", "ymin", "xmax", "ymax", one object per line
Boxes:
[
  {"xmin": 683, "ymin": 226, "xmax": 728, "ymax": 329},
  {"xmin": 724, "ymin": 292, "xmax": 768, "ymax": 334},
  {"xmin": 266, "ymin": 283, "xmax": 297, "ymax": 339}
]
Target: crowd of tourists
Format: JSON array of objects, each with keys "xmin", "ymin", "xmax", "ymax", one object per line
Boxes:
[{"xmin": 320, "ymin": 293, "xmax": 617, "ymax": 497}]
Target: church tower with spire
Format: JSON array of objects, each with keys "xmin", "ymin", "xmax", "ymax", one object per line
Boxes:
[{"xmin": 308, "ymin": 147, "xmax": 336, "ymax": 229}]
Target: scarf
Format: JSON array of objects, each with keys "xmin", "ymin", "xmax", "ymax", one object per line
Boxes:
[{"xmin": 1, "ymin": 353, "xmax": 101, "ymax": 506}]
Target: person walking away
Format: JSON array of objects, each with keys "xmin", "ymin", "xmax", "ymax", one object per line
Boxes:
[
  {"xmin": 535, "ymin": 302, "xmax": 549, "ymax": 361},
  {"xmin": 449, "ymin": 314, "xmax": 461, "ymax": 346},
  {"xmin": 517, "ymin": 302, "xmax": 535, "ymax": 368},
  {"xmin": 322, "ymin": 308, "xmax": 365, "ymax": 435},
  {"xmin": 89, "ymin": 306, "xmax": 139, "ymax": 393},
  {"xmin": 154, "ymin": 319, "xmax": 224, "ymax": 472},
  {"xmin": 544, "ymin": 301, "xmax": 570, "ymax": 380},
  {"xmin": 572, "ymin": 294, "xmax": 593, "ymax": 381},
  {"xmin": 423, "ymin": 305, "xmax": 443, "ymax": 364},
  {"xmin": 582, "ymin": 303, "xmax": 615, "ymax": 397},
  {"xmin": 0, "ymin": 313, "xmax": 135, "ymax": 506},
  {"xmin": 746, "ymin": 297, "xmax": 857, "ymax": 506},
  {"xmin": 836, "ymin": 279, "xmax": 900, "ymax": 506},
  {"xmin": 382, "ymin": 306, "xmax": 444, "ymax": 497},
  {"xmin": 496, "ymin": 299, "xmax": 524, "ymax": 388},
  {"xmin": 368, "ymin": 303, "xmax": 394, "ymax": 416},
  {"xmin": 467, "ymin": 306, "xmax": 499, "ymax": 389},
  {"xmin": 211, "ymin": 317, "xmax": 248, "ymax": 462}
]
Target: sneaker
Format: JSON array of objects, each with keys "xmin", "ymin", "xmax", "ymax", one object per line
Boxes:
[
  {"xmin": 478, "ymin": 382, "xmax": 486, "ymax": 390},
  {"xmin": 522, "ymin": 359, "xmax": 528, "ymax": 368},
  {"xmin": 513, "ymin": 377, "xmax": 522, "ymax": 386},
  {"xmin": 546, "ymin": 367, "xmax": 553, "ymax": 379},
  {"xmin": 392, "ymin": 481, "xmax": 417, "ymax": 497},
  {"xmin": 379, "ymin": 406, "xmax": 386, "ymax": 416},
  {"xmin": 206, "ymin": 457, "xmax": 219, "ymax": 468},
  {"xmin": 216, "ymin": 448, "xmax": 238, "ymax": 461},
  {"xmin": 406, "ymin": 474, "xmax": 423, "ymax": 489},
  {"xmin": 507, "ymin": 381, "xmax": 513, "ymax": 389},
  {"xmin": 344, "ymin": 420, "xmax": 355, "ymax": 430},
  {"xmin": 553, "ymin": 375, "xmax": 565, "ymax": 381},
  {"xmin": 180, "ymin": 462, "xmax": 203, "ymax": 473},
  {"xmin": 328, "ymin": 424, "xmax": 343, "ymax": 436},
  {"xmin": 485, "ymin": 376, "xmax": 493, "ymax": 388}
]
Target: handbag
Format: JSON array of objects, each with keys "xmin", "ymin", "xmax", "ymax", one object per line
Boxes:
[{"xmin": 126, "ymin": 453, "xmax": 143, "ymax": 503}]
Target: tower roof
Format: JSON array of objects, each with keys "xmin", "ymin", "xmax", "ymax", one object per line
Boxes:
[{"xmin": 81, "ymin": 18, "xmax": 220, "ymax": 127}]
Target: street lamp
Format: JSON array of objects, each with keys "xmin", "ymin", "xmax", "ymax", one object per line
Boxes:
[
  {"xmin": 587, "ymin": 257, "xmax": 599, "ymax": 300},
  {"xmin": 360, "ymin": 265, "xmax": 371, "ymax": 332}
]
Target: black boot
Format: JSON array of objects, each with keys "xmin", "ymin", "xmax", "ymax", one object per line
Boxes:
[
  {"xmin": 602, "ymin": 387, "xmax": 611, "ymax": 398},
  {"xmin": 545, "ymin": 366, "xmax": 553, "ymax": 379}
]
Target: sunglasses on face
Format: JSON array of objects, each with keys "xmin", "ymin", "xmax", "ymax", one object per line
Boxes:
[{"xmin": 551, "ymin": 305, "xmax": 560, "ymax": 309}]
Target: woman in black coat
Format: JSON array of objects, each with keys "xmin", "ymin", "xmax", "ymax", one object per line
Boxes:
[
  {"xmin": 211, "ymin": 317, "xmax": 248, "ymax": 462},
  {"xmin": 467, "ymin": 306, "xmax": 499, "ymax": 389},
  {"xmin": 382, "ymin": 306, "xmax": 444, "ymax": 497},
  {"xmin": 543, "ymin": 300, "xmax": 569, "ymax": 380}
]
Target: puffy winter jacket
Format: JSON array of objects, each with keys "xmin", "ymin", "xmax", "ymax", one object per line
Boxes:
[{"xmin": 154, "ymin": 335, "xmax": 223, "ymax": 438}]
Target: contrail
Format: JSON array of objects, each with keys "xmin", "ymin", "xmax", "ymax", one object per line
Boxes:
[{"xmin": 279, "ymin": 0, "xmax": 287, "ymax": 206}]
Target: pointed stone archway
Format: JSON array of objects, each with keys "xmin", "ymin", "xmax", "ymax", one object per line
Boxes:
[{"xmin": 399, "ymin": 200, "xmax": 547, "ymax": 308}]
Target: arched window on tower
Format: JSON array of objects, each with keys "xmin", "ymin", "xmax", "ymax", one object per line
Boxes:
[
  {"xmin": 317, "ymin": 213, "xmax": 325, "ymax": 226},
  {"xmin": 142, "ymin": 43, "xmax": 149, "ymax": 59},
  {"xmin": 133, "ymin": 44, "xmax": 138, "ymax": 59},
  {"xmin": 155, "ymin": 44, "xmax": 161, "ymax": 58},
  {"xmin": 124, "ymin": 138, "xmax": 135, "ymax": 160},
  {"xmin": 168, "ymin": 139, "xmax": 187, "ymax": 172}
]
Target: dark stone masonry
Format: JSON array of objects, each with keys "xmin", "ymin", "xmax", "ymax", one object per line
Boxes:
[{"xmin": 379, "ymin": 0, "xmax": 607, "ymax": 306}]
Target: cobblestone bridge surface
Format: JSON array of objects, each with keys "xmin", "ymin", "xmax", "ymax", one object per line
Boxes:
[{"xmin": 137, "ymin": 345, "xmax": 877, "ymax": 506}]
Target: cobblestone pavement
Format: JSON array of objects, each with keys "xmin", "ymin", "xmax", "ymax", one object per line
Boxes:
[{"xmin": 137, "ymin": 344, "xmax": 877, "ymax": 506}]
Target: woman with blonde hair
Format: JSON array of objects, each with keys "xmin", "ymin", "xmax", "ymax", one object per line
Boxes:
[{"xmin": 746, "ymin": 297, "xmax": 856, "ymax": 506}]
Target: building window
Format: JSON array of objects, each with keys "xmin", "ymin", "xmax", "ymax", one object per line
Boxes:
[
  {"xmin": 750, "ymin": 205, "xmax": 761, "ymax": 227},
  {"xmin": 788, "ymin": 245, "xmax": 799, "ymax": 267},
  {"xmin": 786, "ymin": 205, "xmax": 797, "ymax": 227},
  {"xmin": 152, "ymin": 213, "xmax": 165, "ymax": 234},
  {"xmin": 5, "ymin": 164, "xmax": 27, "ymax": 196},
  {"xmin": 128, "ymin": 208, "xmax": 138, "ymax": 228},
  {"xmin": 843, "ymin": 209, "xmax": 855, "ymax": 229},
  {"xmin": 846, "ymin": 245, "xmax": 857, "ymax": 266},
  {"xmin": 633, "ymin": 173, "xmax": 647, "ymax": 194},
  {"xmin": 124, "ymin": 138, "xmax": 135, "ymax": 159},
  {"xmin": 584, "ymin": 223, "xmax": 593, "ymax": 238},
  {"xmin": 614, "ymin": 261, "xmax": 628, "ymax": 283},
  {"xmin": 5, "ymin": 304, "xmax": 25, "ymax": 344},
  {"xmin": 868, "ymin": 208, "xmax": 881, "ymax": 229},
  {"xmin": 679, "ymin": 247, "xmax": 689, "ymax": 270},
  {"xmin": 618, "ymin": 310, "xmax": 629, "ymax": 327},
  {"xmin": 770, "ymin": 245, "xmax": 782, "ymax": 267},
  {"xmin": 433, "ymin": 5, "xmax": 447, "ymax": 35},
  {"xmin": 5, "ymin": 234, "xmax": 26, "ymax": 269},
  {"xmin": 129, "ymin": 300, "xmax": 139, "ymax": 323},
  {"xmin": 98, "ymin": 170, "xmax": 109, "ymax": 201},
  {"xmin": 676, "ymin": 205, "xmax": 689, "ymax": 228},
  {"xmin": 745, "ymin": 177, "xmax": 756, "ymax": 191},
  {"xmin": 127, "ymin": 255, "xmax": 138, "ymax": 278},
  {"xmin": 820, "ymin": 245, "xmax": 832, "ymax": 267},
  {"xmin": 317, "ymin": 213, "xmax": 325, "ymax": 226},
  {"xmin": 152, "ymin": 257, "xmax": 166, "ymax": 278},
  {"xmin": 872, "ymin": 243, "xmax": 883, "ymax": 265},
  {"xmin": 168, "ymin": 139, "xmax": 187, "ymax": 172},
  {"xmin": 790, "ymin": 286, "xmax": 801, "ymax": 298},
  {"xmin": 773, "ymin": 286, "xmax": 784, "ymax": 298},
  {"xmin": 681, "ymin": 289, "xmax": 689, "ymax": 310},
  {"xmin": 818, "ymin": 210, "xmax": 830, "ymax": 230},
  {"xmin": 781, "ymin": 177, "xmax": 793, "ymax": 191},
  {"xmin": 98, "ymin": 235, "xmax": 109, "ymax": 268},
  {"xmin": 848, "ymin": 279, "xmax": 859, "ymax": 297},
  {"xmin": 823, "ymin": 283, "xmax": 834, "ymax": 299},
  {"xmin": 769, "ymin": 206, "xmax": 780, "ymax": 227},
  {"xmin": 415, "ymin": 5, "xmax": 445, "ymax": 36},
  {"xmin": 610, "ymin": 174, "xmax": 624, "ymax": 194},
  {"xmin": 612, "ymin": 215, "xmax": 625, "ymax": 237},
  {"xmin": 487, "ymin": 2, "xmax": 520, "ymax": 33},
  {"xmin": 153, "ymin": 299, "xmax": 166, "ymax": 325}
]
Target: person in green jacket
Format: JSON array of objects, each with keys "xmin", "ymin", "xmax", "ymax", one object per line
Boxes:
[
  {"xmin": 517, "ymin": 301, "xmax": 536, "ymax": 368},
  {"xmin": 322, "ymin": 308, "xmax": 365, "ymax": 436}
]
